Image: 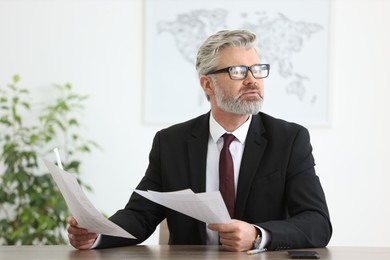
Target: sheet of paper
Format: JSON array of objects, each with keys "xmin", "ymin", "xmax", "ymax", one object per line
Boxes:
[
  {"xmin": 134, "ymin": 189, "xmax": 231, "ymax": 224},
  {"xmin": 43, "ymin": 159, "xmax": 136, "ymax": 239}
]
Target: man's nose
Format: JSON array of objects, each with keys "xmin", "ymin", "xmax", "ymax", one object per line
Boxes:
[{"xmin": 243, "ymin": 69, "xmax": 258, "ymax": 84}]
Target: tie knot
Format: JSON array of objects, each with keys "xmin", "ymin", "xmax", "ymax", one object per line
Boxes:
[{"xmin": 223, "ymin": 133, "xmax": 235, "ymax": 148}]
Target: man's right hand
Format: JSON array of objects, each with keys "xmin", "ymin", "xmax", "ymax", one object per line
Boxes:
[{"xmin": 67, "ymin": 216, "xmax": 98, "ymax": 250}]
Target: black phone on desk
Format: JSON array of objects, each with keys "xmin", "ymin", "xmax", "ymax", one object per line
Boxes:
[{"xmin": 288, "ymin": 250, "xmax": 320, "ymax": 259}]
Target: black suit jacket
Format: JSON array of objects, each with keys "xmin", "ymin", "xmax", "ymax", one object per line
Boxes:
[{"xmin": 97, "ymin": 112, "xmax": 332, "ymax": 250}]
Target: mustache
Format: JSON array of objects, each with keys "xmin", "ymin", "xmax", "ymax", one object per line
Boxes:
[{"xmin": 238, "ymin": 86, "xmax": 263, "ymax": 98}]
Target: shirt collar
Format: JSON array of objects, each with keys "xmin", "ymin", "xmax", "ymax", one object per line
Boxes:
[{"xmin": 209, "ymin": 113, "xmax": 252, "ymax": 144}]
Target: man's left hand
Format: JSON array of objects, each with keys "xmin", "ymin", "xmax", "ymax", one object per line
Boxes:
[{"xmin": 208, "ymin": 219, "xmax": 258, "ymax": 252}]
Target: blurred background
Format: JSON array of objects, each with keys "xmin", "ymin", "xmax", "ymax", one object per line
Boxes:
[{"xmin": 0, "ymin": 0, "xmax": 389, "ymax": 246}]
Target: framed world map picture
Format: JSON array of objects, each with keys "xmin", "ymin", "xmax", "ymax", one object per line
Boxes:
[{"xmin": 143, "ymin": 0, "xmax": 330, "ymax": 126}]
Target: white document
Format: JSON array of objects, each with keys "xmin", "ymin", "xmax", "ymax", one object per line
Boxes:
[
  {"xmin": 43, "ymin": 159, "xmax": 136, "ymax": 239},
  {"xmin": 134, "ymin": 189, "xmax": 231, "ymax": 224}
]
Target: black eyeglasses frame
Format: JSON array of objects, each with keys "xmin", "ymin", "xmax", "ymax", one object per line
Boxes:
[{"xmin": 206, "ymin": 64, "xmax": 270, "ymax": 80}]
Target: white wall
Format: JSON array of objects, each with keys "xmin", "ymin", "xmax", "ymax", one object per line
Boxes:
[{"xmin": 0, "ymin": 0, "xmax": 389, "ymax": 247}]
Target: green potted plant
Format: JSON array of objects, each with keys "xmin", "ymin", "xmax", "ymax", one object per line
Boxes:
[{"xmin": 0, "ymin": 75, "xmax": 98, "ymax": 245}]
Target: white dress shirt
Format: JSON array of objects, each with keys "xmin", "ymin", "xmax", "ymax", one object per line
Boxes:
[{"xmin": 206, "ymin": 113, "xmax": 269, "ymax": 249}]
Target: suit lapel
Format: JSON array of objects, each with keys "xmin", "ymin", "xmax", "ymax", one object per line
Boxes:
[
  {"xmin": 186, "ymin": 113, "xmax": 210, "ymax": 244},
  {"xmin": 186, "ymin": 113, "xmax": 210, "ymax": 193},
  {"xmin": 235, "ymin": 113, "xmax": 268, "ymax": 219}
]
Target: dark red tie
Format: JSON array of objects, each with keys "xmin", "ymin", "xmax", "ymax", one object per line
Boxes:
[{"xmin": 219, "ymin": 134, "xmax": 236, "ymax": 218}]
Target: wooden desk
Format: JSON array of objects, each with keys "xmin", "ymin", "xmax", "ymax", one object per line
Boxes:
[{"xmin": 0, "ymin": 245, "xmax": 389, "ymax": 260}]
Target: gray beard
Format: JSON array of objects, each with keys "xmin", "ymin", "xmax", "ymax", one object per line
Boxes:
[{"xmin": 213, "ymin": 80, "xmax": 263, "ymax": 115}]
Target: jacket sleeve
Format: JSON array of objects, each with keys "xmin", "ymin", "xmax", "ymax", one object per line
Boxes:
[{"xmin": 258, "ymin": 127, "xmax": 332, "ymax": 250}]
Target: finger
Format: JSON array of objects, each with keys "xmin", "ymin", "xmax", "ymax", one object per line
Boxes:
[
  {"xmin": 219, "ymin": 231, "xmax": 237, "ymax": 241},
  {"xmin": 68, "ymin": 232, "xmax": 97, "ymax": 247},
  {"xmin": 207, "ymin": 223, "xmax": 218, "ymax": 231},
  {"xmin": 77, "ymin": 242, "xmax": 95, "ymax": 250},
  {"xmin": 69, "ymin": 232, "xmax": 97, "ymax": 241},
  {"xmin": 69, "ymin": 237, "xmax": 96, "ymax": 250},
  {"xmin": 67, "ymin": 225, "xmax": 91, "ymax": 235},
  {"xmin": 208, "ymin": 223, "xmax": 232, "ymax": 232},
  {"xmin": 67, "ymin": 216, "xmax": 78, "ymax": 226},
  {"xmin": 220, "ymin": 242, "xmax": 241, "ymax": 252},
  {"xmin": 220, "ymin": 238, "xmax": 248, "ymax": 252}
]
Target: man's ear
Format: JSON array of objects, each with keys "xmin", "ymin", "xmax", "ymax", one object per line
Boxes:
[{"xmin": 200, "ymin": 75, "xmax": 214, "ymax": 98}]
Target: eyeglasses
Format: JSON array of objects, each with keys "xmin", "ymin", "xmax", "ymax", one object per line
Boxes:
[{"xmin": 206, "ymin": 64, "xmax": 270, "ymax": 80}]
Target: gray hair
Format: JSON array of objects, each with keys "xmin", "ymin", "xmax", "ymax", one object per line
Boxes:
[{"xmin": 195, "ymin": 29, "xmax": 259, "ymax": 78}]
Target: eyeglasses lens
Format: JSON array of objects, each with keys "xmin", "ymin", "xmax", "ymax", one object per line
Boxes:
[
  {"xmin": 252, "ymin": 65, "xmax": 269, "ymax": 79},
  {"xmin": 229, "ymin": 65, "xmax": 269, "ymax": 79},
  {"xmin": 229, "ymin": 67, "xmax": 247, "ymax": 79}
]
